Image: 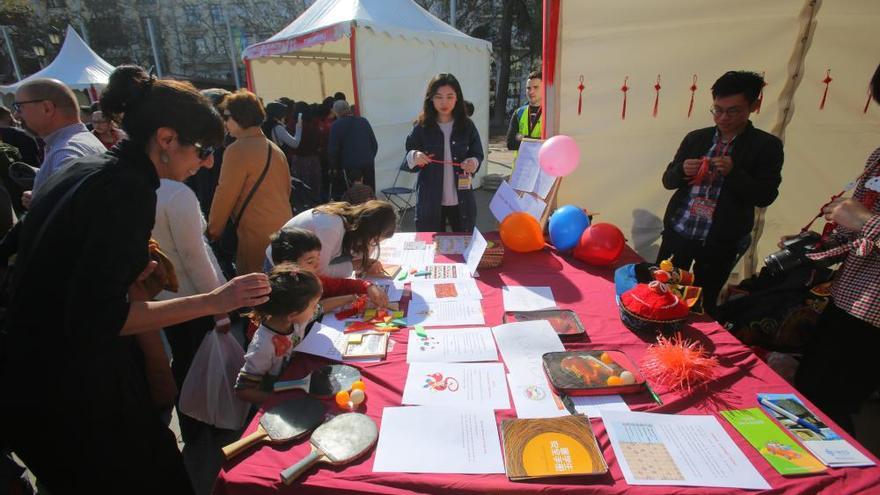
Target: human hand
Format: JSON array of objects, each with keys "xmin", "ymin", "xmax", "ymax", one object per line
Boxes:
[
  {"xmin": 515, "ymin": 133, "xmax": 523, "ymax": 142},
  {"xmin": 413, "ymin": 151, "xmax": 431, "ymax": 167},
  {"xmin": 777, "ymin": 233, "xmax": 813, "ymax": 249},
  {"xmin": 366, "ymin": 284, "xmax": 389, "ymax": 309},
  {"xmin": 21, "ymin": 191, "xmax": 33, "ymax": 209},
  {"xmin": 461, "ymin": 158, "xmax": 478, "ymax": 174},
  {"xmin": 823, "ymin": 197, "xmax": 874, "ymax": 232},
  {"xmin": 209, "ymin": 272, "xmax": 271, "ymax": 313},
  {"xmin": 363, "ymin": 260, "xmax": 386, "ymax": 277},
  {"xmin": 682, "ymin": 159, "xmax": 702, "ymax": 177},
  {"xmin": 214, "ymin": 313, "xmax": 232, "ymax": 333},
  {"xmin": 711, "ymin": 156, "xmax": 734, "ymax": 176}
]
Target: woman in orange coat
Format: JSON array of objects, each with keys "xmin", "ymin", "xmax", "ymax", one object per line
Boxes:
[{"xmin": 208, "ymin": 90, "xmax": 292, "ymax": 275}]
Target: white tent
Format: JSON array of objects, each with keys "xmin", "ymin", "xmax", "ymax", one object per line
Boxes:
[
  {"xmin": 543, "ymin": 0, "xmax": 880, "ymax": 279},
  {"xmin": 0, "ymin": 26, "xmax": 115, "ymax": 97},
  {"xmin": 243, "ymin": 0, "xmax": 492, "ymax": 197}
]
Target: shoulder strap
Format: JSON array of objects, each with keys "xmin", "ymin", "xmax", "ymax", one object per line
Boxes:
[
  {"xmin": 233, "ymin": 142, "xmax": 273, "ymax": 227},
  {"xmin": 12, "ymin": 168, "xmax": 100, "ymax": 289}
]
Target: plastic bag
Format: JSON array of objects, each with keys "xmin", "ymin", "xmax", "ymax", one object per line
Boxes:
[{"xmin": 179, "ymin": 330, "xmax": 250, "ymax": 430}]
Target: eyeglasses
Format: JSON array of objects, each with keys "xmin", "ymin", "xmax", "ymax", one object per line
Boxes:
[
  {"xmin": 193, "ymin": 142, "xmax": 214, "ymax": 160},
  {"xmin": 709, "ymin": 106, "xmax": 744, "ymax": 118},
  {"xmin": 12, "ymin": 99, "xmax": 47, "ymax": 112}
]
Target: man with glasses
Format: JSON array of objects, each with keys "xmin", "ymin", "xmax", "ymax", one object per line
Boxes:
[
  {"xmin": 658, "ymin": 71, "xmax": 784, "ymax": 316},
  {"xmin": 13, "ymin": 78, "xmax": 105, "ymax": 208}
]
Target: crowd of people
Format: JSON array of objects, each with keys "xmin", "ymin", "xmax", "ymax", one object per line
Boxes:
[{"xmin": 0, "ymin": 59, "xmax": 876, "ymax": 493}]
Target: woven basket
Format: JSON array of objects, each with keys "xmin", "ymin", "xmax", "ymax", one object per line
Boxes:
[{"xmin": 477, "ymin": 241, "xmax": 504, "ymax": 269}]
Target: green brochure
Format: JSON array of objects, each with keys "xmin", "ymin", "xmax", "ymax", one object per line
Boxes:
[{"xmin": 720, "ymin": 408, "xmax": 825, "ymax": 476}]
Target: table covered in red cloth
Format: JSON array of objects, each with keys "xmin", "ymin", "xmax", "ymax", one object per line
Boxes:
[{"xmin": 214, "ymin": 233, "xmax": 880, "ymax": 494}]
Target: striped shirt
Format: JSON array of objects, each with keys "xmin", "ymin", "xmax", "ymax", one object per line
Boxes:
[
  {"xmin": 671, "ymin": 131, "xmax": 733, "ymax": 241},
  {"xmin": 808, "ymin": 147, "xmax": 880, "ymax": 327}
]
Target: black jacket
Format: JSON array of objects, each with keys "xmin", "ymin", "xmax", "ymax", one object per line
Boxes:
[
  {"xmin": 328, "ymin": 115, "xmax": 378, "ymax": 170},
  {"xmin": 404, "ymin": 119, "xmax": 483, "ymax": 232},
  {"xmin": 661, "ymin": 122, "xmax": 784, "ymax": 244}
]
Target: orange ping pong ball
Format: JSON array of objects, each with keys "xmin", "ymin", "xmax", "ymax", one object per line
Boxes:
[
  {"xmin": 351, "ymin": 380, "xmax": 366, "ymax": 391},
  {"xmin": 335, "ymin": 390, "xmax": 351, "ymax": 408}
]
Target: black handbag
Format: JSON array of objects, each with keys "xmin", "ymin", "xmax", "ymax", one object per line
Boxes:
[{"xmin": 214, "ymin": 142, "xmax": 273, "ymax": 277}]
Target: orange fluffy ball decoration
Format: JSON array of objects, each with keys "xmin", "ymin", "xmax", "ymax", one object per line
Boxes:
[{"xmin": 641, "ymin": 333, "xmax": 718, "ymax": 393}]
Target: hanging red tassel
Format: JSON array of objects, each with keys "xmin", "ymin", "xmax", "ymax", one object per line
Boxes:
[
  {"xmin": 687, "ymin": 74, "xmax": 698, "ymax": 118},
  {"xmin": 577, "ymin": 75, "xmax": 585, "ymax": 115},
  {"xmin": 652, "ymin": 74, "xmax": 662, "ymax": 118},
  {"xmin": 865, "ymin": 87, "xmax": 873, "ymax": 114},
  {"xmin": 621, "ymin": 76, "xmax": 629, "ymax": 120},
  {"xmin": 820, "ymin": 69, "xmax": 832, "ymax": 110},
  {"xmin": 755, "ymin": 71, "xmax": 767, "ymax": 114}
]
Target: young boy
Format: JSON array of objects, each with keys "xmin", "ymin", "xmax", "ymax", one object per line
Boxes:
[
  {"xmin": 270, "ymin": 226, "xmax": 389, "ymax": 308},
  {"xmin": 341, "ymin": 169, "xmax": 375, "ymax": 205}
]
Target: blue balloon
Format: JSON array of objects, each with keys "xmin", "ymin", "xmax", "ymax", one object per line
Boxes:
[{"xmin": 549, "ymin": 205, "xmax": 590, "ymax": 251}]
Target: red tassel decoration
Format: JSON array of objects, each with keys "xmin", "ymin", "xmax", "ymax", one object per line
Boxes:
[
  {"xmin": 687, "ymin": 74, "xmax": 697, "ymax": 118},
  {"xmin": 652, "ymin": 74, "xmax": 662, "ymax": 118},
  {"xmin": 620, "ymin": 76, "xmax": 629, "ymax": 120},
  {"xmin": 755, "ymin": 71, "xmax": 767, "ymax": 114},
  {"xmin": 577, "ymin": 75, "xmax": 585, "ymax": 115},
  {"xmin": 865, "ymin": 87, "xmax": 873, "ymax": 114},
  {"xmin": 820, "ymin": 69, "xmax": 832, "ymax": 110}
]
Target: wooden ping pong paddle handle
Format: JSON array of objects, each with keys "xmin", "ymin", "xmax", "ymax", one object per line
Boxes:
[
  {"xmin": 274, "ymin": 376, "xmax": 310, "ymax": 393},
  {"xmin": 281, "ymin": 448, "xmax": 322, "ymax": 485},
  {"xmin": 222, "ymin": 427, "xmax": 270, "ymax": 459}
]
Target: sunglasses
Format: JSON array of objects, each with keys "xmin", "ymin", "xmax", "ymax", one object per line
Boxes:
[
  {"xmin": 193, "ymin": 142, "xmax": 214, "ymax": 160},
  {"xmin": 12, "ymin": 99, "xmax": 47, "ymax": 112}
]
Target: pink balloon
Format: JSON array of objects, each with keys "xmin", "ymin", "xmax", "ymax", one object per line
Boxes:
[{"xmin": 538, "ymin": 135, "xmax": 580, "ymax": 177}]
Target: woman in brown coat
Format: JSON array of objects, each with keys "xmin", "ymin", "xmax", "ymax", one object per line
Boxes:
[{"xmin": 208, "ymin": 90, "xmax": 292, "ymax": 275}]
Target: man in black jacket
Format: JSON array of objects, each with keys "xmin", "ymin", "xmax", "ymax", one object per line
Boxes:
[
  {"xmin": 328, "ymin": 99, "xmax": 378, "ymax": 190},
  {"xmin": 658, "ymin": 71, "xmax": 784, "ymax": 316}
]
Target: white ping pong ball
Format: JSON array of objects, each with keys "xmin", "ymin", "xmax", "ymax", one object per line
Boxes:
[
  {"xmin": 620, "ymin": 371, "xmax": 635, "ymax": 385},
  {"xmin": 350, "ymin": 388, "xmax": 366, "ymax": 405}
]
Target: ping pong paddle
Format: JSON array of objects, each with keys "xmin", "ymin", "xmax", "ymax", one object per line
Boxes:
[
  {"xmin": 273, "ymin": 364, "xmax": 361, "ymax": 399},
  {"xmin": 280, "ymin": 412, "xmax": 379, "ymax": 485},
  {"xmin": 221, "ymin": 397, "xmax": 326, "ymax": 460}
]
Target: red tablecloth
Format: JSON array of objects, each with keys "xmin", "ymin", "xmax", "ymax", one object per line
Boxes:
[{"xmin": 215, "ymin": 233, "xmax": 880, "ymax": 495}]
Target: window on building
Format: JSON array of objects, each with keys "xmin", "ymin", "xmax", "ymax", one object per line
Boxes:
[
  {"xmin": 209, "ymin": 4, "xmax": 224, "ymax": 24},
  {"xmin": 215, "ymin": 36, "xmax": 228, "ymax": 54},
  {"xmin": 184, "ymin": 5, "xmax": 200, "ymax": 24},
  {"xmin": 47, "ymin": 0, "xmax": 66, "ymax": 8},
  {"xmin": 193, "ymin": 37, "xmax": 208, "ymax": 55}
]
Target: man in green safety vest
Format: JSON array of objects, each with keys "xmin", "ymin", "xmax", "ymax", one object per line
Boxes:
[{"xmin": 506, "ymin": 70, "xmax": 543, "ymax": 165}]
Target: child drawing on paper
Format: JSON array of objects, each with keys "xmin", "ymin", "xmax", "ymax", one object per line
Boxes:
[{"xmin": 424, "ymin": 372, "xmax": 459, "ymax": 392}]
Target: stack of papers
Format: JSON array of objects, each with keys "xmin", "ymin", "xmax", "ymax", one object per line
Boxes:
[
  {"xmin": 406, "ymin": 327, "xmax": 498, "ymax": 363},
  {"xmin": 401, "ymin": 362, "xmax": 510, "ymax": 409}
]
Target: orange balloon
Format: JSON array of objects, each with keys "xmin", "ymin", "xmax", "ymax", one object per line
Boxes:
[{"xmin": 500, "ymin": 212, "xmax": 545, "ymax": 253}]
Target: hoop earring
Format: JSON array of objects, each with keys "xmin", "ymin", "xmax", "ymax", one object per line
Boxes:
[{"xmin": 160, "ymin": 151, "xmax": 170, "ymax": 164}]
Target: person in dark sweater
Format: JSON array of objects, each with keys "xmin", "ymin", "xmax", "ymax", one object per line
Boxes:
[
  {"xmin": 328, "ymin": 99, "xmax": 378, "ymax": 190},
  {"xmin": 658, "ymin": 71, "xmax": 784, "ymax": 316},
  {"xmin": 0, "ymin": 104, "xmax": 41, "ymax": 166}
]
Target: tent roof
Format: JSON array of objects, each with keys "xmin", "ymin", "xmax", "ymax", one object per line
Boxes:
[
  {"xmin": 0, "ymin": 26, "xmax": 115, "ymax": 93},
  {"xmin": 243, "ymin": 0, "xmax": 491, "ymax": 59}
]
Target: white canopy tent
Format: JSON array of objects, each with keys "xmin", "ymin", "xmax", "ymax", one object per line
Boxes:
[
  {"xmin": 542, "ymin": 0, "xmax": 880, "ymax": 279},
  {"xmin": 0, "ymin": 26, "xmax": 114, "ymax": 99},
  {"xmin": 243, "ymin": 0, "xmax": 492, "ymax": 197}
]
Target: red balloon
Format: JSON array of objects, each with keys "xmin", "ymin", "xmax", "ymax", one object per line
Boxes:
[{"xmin": 574, "ymin": 223, "xmax": 625, "ymax": 266}]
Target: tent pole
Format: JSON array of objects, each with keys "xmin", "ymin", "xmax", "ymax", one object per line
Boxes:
[
  {"xmin": 349, "ymin": 25, "xmax": 361, "ymax": 115},
  {"xmin": 0, "ymin": 26, "xmax": 22, "ymax": 81},
  {"xmin": 145, "ymin": 17, "xmax": 163, "ymax": 78}
]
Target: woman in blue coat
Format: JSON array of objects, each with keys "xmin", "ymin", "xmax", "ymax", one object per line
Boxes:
[{"xmin": 404, "ymin": 73, "xmax": 483, "ymax": 232}]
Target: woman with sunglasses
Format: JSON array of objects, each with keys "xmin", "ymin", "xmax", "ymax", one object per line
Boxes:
[
  {"xmin": 1, "ymin": 65, "xmax": 270, "ymax": 493},
  {"xmin": 208, "ymin": 90, "xmax": 293, "ymax": 275}
]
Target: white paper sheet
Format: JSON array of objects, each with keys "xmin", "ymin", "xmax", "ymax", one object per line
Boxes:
[
  {"xmin": 489, "ymin": 180, "xmax": 524, "ymax": 223},
  {"xmin": 407, "ymin": 327, "xmax": 498, "ymax": 363},
  {"xmin": 491, "ymin": 321, "xmax": 564, "ymax": 381},
  {"xmin": 603, "ymin": 411, "xmax": 770, "ymax": 490},
  {"xmin": 363, "ymin": 278, "xmax": 404, "ymax": 302},
  {"xmin": 502, "ymin": 286, "xmax": 557, "ymax": 312},
  {"xmin": 372, "ymin": 406, "xmax": 505, "ymax": 474},
  {"xmin": 380, "ymin": 244, "xmax": 436, "ymax": 271},
  {"xmin": 293, "ymin": 322, "xmax": 380, "ymax": 363},
  {"xmin": 409, "ymin": 278, "xmax": 482, "ymax": 303},
  {"xmin": 415, "ymin": 263, "xmax": 474, "ymax": 281},
  {"xmin": 534, "ymin": 168, "xmax": 557, "ymax": 199},
  {"xmin": 407, "ymin": 300, "xmax": 485, "ymax": 327},
  {"xmin": 462, "ymin": 227, "xmax": 488, "ymax": 276},
  {"xmin": 402, "ymin": 362, "xmax": 510, "ymax": 409},
  {"xmin": 519, "ymin": 193, "xmax": 547, "ymax": 223},
  {"xmin": 569, "ymin": 395, "xmax": 630, "ymax": 419},
  {"xmin": 509, "ymin": 139, "xmax": 541, "ymax": 192},
  {"xmin": 507, "ymin": 372, "xmax": 569, "ymax": 419}
]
